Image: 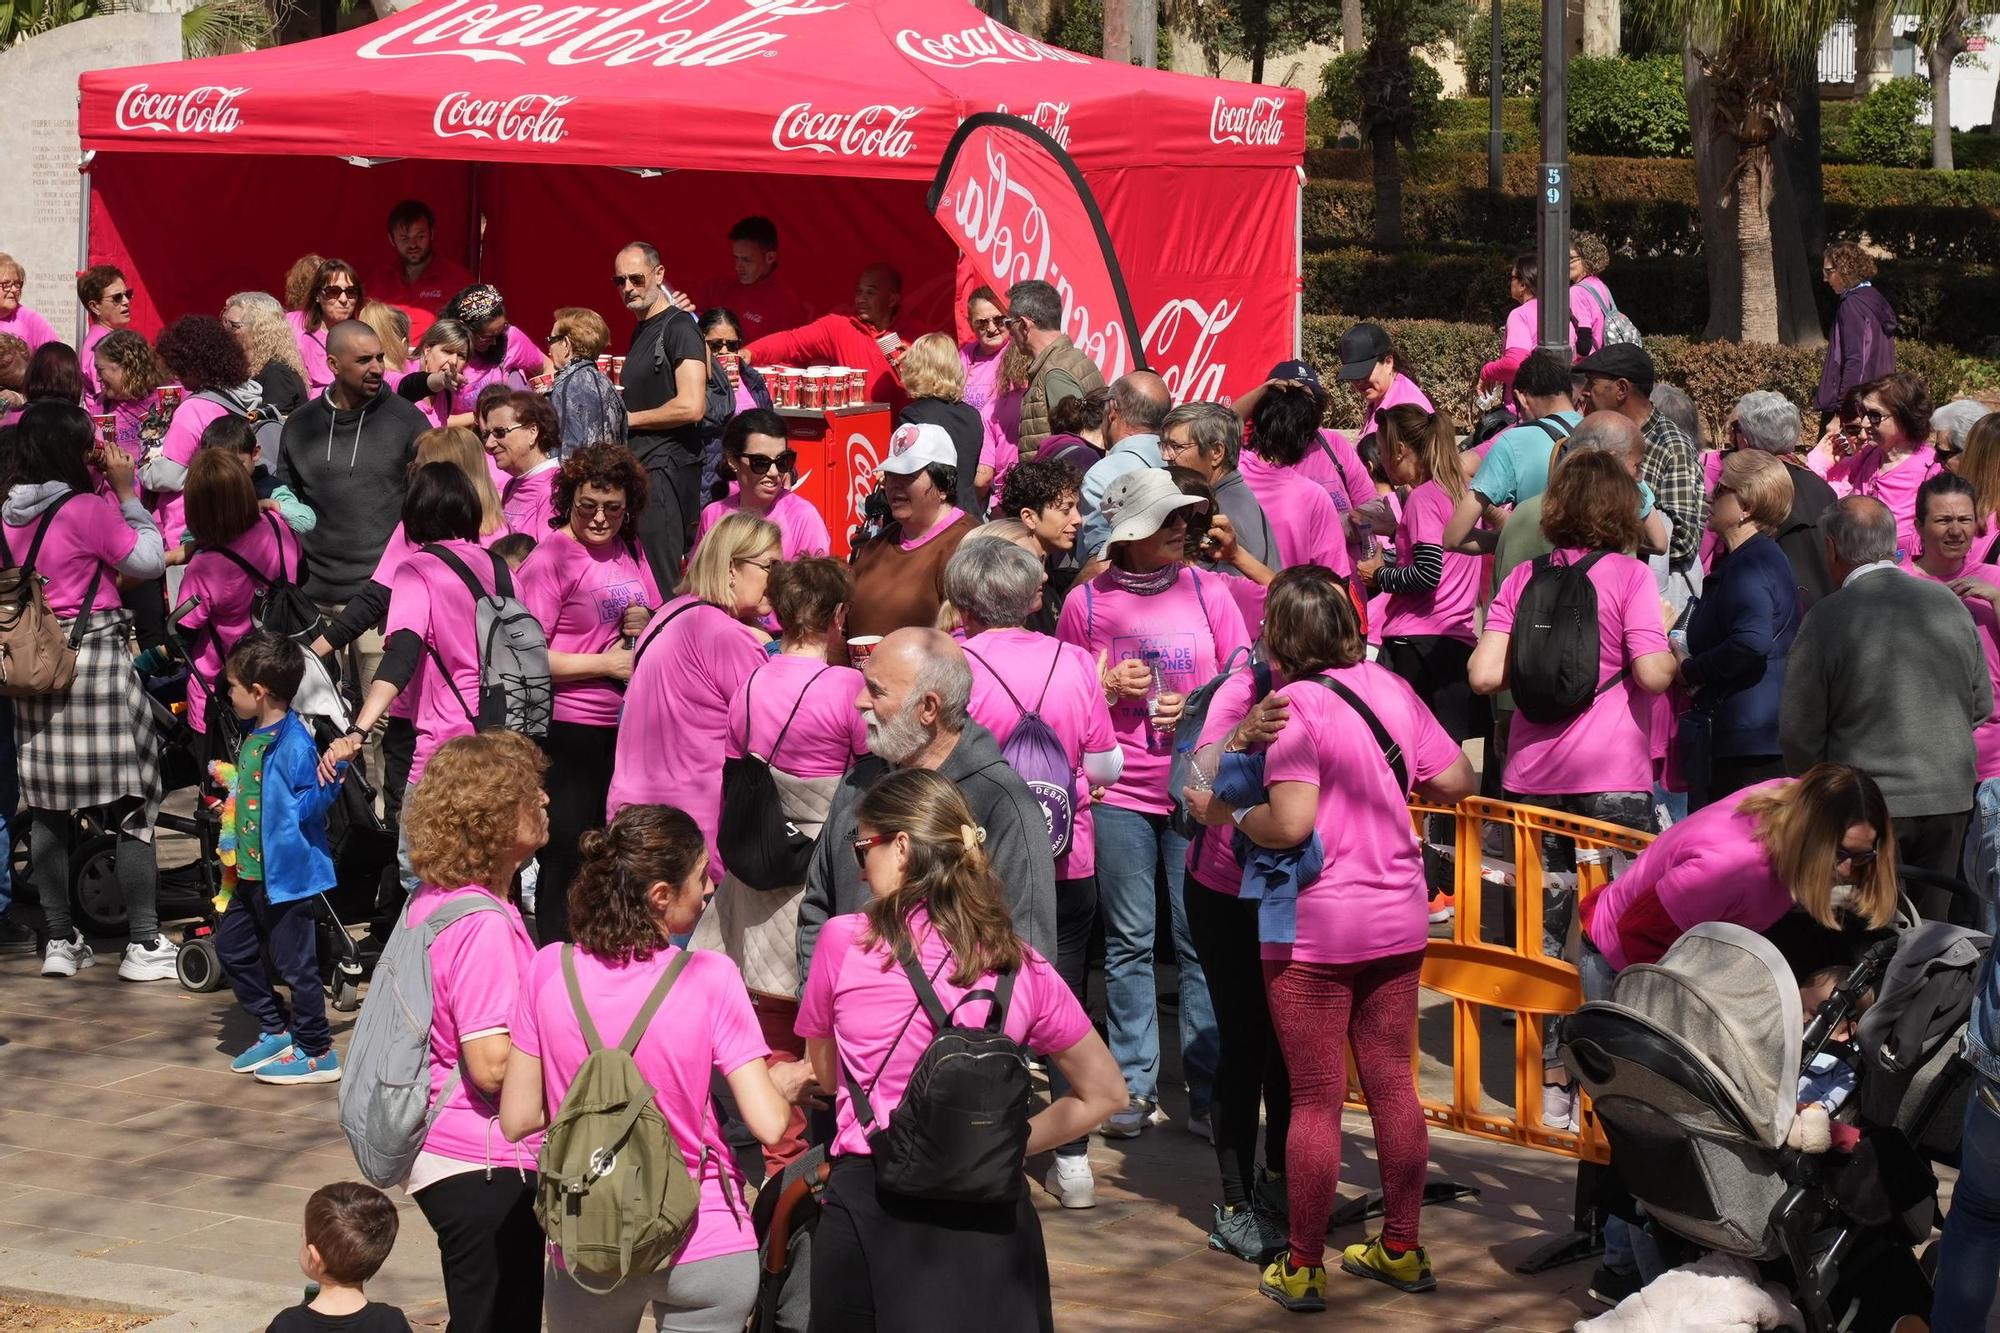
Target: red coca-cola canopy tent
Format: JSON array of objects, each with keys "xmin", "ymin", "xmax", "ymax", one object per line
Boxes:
[{"xmin": 77, "ymin": 0, "xmax": 1305, "ymax": 399}]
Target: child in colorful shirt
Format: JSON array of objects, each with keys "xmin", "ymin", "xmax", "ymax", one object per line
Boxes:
[{"xmin": 216, "ymin": 630, "xmax": 348, "ymax": 1086}]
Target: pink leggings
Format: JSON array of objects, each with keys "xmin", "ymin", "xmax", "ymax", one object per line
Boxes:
[{"xmin": 1263, "ymin": 951, "xmax": 1429, "ymax": 1266}]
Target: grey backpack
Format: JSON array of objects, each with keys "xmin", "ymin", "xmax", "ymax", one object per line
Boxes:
[
  {"xmin": 338, "ymin": 894, "xmax": 509, "ymax": 1187},
  {"xmin": 420, "ymin": 544, "xmax": 553, "ymax": 738}
]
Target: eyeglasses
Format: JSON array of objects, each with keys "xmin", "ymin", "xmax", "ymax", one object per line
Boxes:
[
  {"xmin": 611, "ymin": 274, "xmax": 650, "ymax": 289},
  {"xmin": 736, "ymin": 556, "xmax": 776, "ymax": 572},
  {"xmin": 851, "ymin": 832, "xmax": 896, "ymax": 868},
  {"xmin": 0, "ymin": 280, "xmax": 22, "ymax": 293},
  {"xmin": 572, "ymin": 498, "xmax": 625, "ymax": 519},
  {"xmin": 320, "ymin": 285, "xmax": 358, "ymax": 299},
  {"xmin": 1003, "ymin": 315, "xmax": 1027, "ymax": 330},
  {"xmin": 740, "ymin": 451, "xmax": 797, "ymax": 475},
  {"xmin": 478, "ymin": 423, "xmax": 529, "ymax": 441},
  {"xmin": 1860, "ymin": 410, "xmax": 1889, "ymax": 427},
  {"xmin": 970, "ymin": 316, "xmax": 1005, "ymax": 332},
  {"xmin": 706, "ymin": 338, "xmax": 742, "ymax": 352},
  {"xmin": 545, "ymin": 332, "xmax": 568, "ymax": 347}
]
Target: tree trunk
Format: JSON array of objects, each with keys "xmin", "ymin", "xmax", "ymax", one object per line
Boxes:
[
  {"xmin": 1930, "ymin": 20, "xmax": 1966, "ymax": 169},
  {"xmin": 1581, "ymin": 0, "xmax": 1619, "ymax": 57},
  {"xmin": 1342, "ymin": 0, "xmax": 1363, "ymax": 53},
  {"xmin": 1103, "ymin": 0, "xmax": 1131, "ymax": 64},
  {"xmin": 1371, "ymin": 123, "xmax": 1404, "ymax": 246},
  {"xmin": 1735, "ymin": 144, "xmax": 1779, "ymax": 344},
  {"xmin": 1854, "ymin": 0, "xmax": 1895, "ymax": 93},
  {"xmin": 1774, "ymin": 50, "xmax": 1829, "ymax": 347},
  {"xmin": 1251, "ymin": 41, "xmax": 1265, "ymax": 83},
  {"xmin": 1131, "ymin": 0, "xmax": 1156, "ymax": 67}
]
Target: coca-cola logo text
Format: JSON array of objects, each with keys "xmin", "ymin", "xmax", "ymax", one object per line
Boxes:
[
  {"xmin": 1209, "ymin": 95, "xmax": 1286, "ymax": 147},
  {"xmin": 896, "ymin": 19, "xmax": 1088, "ymax": 68},
  {"xmin": 772, "ymin": 103, "xmax": 919, "ymax": 159},
  {"xmin": 115, "ymin": 84, "xmax": 247, "ymax": 135},
  {"xmin": 433, "ymin": 91, "xmax": 573, "ymax": 143},
  {"xmin": 993, "ymin": 100, "xmax": 1072, "ymax": 150},
  {"xmin": 358, "ymin": 0, "xmax": 839, "ymax": 68},
  {"xmin": 1143, "ymin": 297, "xmax": 1237, "ymax": 403}
]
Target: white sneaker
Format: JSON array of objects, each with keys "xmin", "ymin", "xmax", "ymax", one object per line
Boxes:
[
  {"xmin": 1100, "ymin": 1098, "xmax": 1167, "ymax": 1139},
  {"xmin": 118, "ymin": 936, "xmax": 178, "ymax": 982},
  {"xmin": 1045, "ymin": 1155, "xmax": 1097, "ymax": 1209},
  {"xmin": 1542, "ymin": 1082, "xmax": 1579, "ymax": 1131},
  {"xmin": 1187, "ymin": 1109, "xmax": 1214, "ymax": 1143},
  {"xmin": 41, "ymin": 932, "xmax": 94, "ymax": 978}
]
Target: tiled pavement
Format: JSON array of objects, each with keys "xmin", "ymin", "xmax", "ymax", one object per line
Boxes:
[{"xmin": 0, "ymin": 942, "xmax": 1600, "ymax": 1331}]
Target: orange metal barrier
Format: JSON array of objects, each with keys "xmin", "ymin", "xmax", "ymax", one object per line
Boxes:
[{"xmin": 1341, "ymin": 797, "xmax": 1656, "ymax": 1167}]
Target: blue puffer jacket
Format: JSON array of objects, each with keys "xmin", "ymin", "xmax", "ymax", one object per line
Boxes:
[
  {"xmin": 1681, "ymin": 534, "xmax": 1800, "ymax": 758},
  {"xmin": 239, "ymin": 712, "xmax": 344, "ymax": 905}
]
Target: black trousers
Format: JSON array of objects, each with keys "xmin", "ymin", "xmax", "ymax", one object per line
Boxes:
[
  {"xmin": 1697, "ymin": 753, "xmax": 1788, "ymax": 811},
  {"xmin": 1896, "ymin": 809, "xmax": 1973, "ymax": 921},
  {"xmin": 534, "ymin": 720, "xmax": 619, "ymax": 947},
  {"xmin": 214, "ymin": 877, "xmax": 329, "ymax": 1055},
  {"xmin": 1184, "ymin": 873, "xmax": 1290, "ymax": 1208},
  {"xmin": 414, "ymin": 1169, "xmax": 543, "ymax": 1333},
  {"xmin": 632, "ymin": 442, "xmax": 703, "ymax": 592},
  {"xmin": 1380, "ymin": 634, "xmax": 1489, "ymax": 744},
  {"xmin": 380, "ymin": 716, "xmax": 417, "ymax": 834}
]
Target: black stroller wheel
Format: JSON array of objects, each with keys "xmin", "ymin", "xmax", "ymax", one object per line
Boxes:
[
  {"xmin": 176, "ymin": 936, "xmax": 227, "ymax": 992},
  {"xmin": 68, "ymin": 834, "xmax": 123, "ymax": 936}
]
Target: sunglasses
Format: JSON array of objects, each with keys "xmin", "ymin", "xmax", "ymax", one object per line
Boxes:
[
  {"xmin": 851, "ymin": 832, "xmax": 895, "ymax": 868},
  {"xmin": 572, "ymin": 498, "xmax": 625, "ymax": 519},
  {"xmin": 611, "ymin": 273, "xmax": 650, "ymax": 288},
  {"xmin": 1860, "ymin": 410, "xmax": 1889, "ymax": 427},
  {"xmin": 706, "ymin": 338, "xmax": 742, "ymax": 352},
  {"xmin": 320, "ymin": 285, "xmax": 358, "ymax": 298},
  {"xmin": 970, "ymin": 316, "xmax": 1006, "ymax": 332},
  {"xmin": 545, "ymin": 332, "xmax": 568, "ymax": 347},
  {"xmin": 479, "ymin": 423, "xmax": 528, "ymax": 441},
  {"xmin": 1838, "ymin": 846, "xmax": 1879, "ymax": 871},
  {"xmin": 741, "ymin": 451, "xmax": 797, "ymax": 475},
  {"xmin": 105, "ymin": 291, "xmax": 133, "ymax": 303}
]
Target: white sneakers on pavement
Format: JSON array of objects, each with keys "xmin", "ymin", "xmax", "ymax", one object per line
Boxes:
[
  {"xmin": 41, "ymin": 932, "xmax": 94, "ymax": 977},
  {"xmin": 118, "ymin": 936, "xmax": 178, "ymax": 982},
  {"xmin": 1045, "ymin": 1155, "xmax": 1097, "ymax": 1209}
]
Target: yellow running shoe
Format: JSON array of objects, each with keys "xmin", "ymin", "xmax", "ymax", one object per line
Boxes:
[
  {"xmin": 1259, "ymin": 1251, "xmax": 1328, "ymax": 1313},
  {"xmin": 1340, "ymin": 1235, "xmax": 1437, "ymax": 1293}
]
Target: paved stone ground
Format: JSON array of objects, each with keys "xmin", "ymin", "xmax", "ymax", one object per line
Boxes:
[{"xmin": 0, "ymin": 941, "xmax": 1602, "ymax": 1332}]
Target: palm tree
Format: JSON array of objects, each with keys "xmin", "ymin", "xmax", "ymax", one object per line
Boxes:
[
  {"xmin": 2, "ymin": 0, "xmax": 291, "ymax": 55},
  {"xmin": 1354, "ymin": 0, "xmax": 1436, "ymax": 246},
  {"xmin": 1635, "ymin": 0, "xmax": 1843, "ymax": 342}
]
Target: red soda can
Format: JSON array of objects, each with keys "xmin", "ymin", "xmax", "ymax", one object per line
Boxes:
[
  {"xmin": 801, "ymin": 371, "xmax": 823, "ymax": 411},
  {"xmin": 158, "ymin": 383, "xmax": 184, "ymax": 411},
  {"xmin": 611, "ymin": 356, "xmax": 626, "ymax": 388},
  {"xmin": 847, "ymin": 370, "xmax": 866, "ymax": 403},
  {"xmin": 596, "ymin": 353, "xmax": 612, "ymax": 375}
]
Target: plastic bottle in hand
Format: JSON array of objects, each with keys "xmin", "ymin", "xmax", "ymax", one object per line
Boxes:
[{"xmin": 1143, "ymin": 652, "xmax": 1168, "ymax": 755}]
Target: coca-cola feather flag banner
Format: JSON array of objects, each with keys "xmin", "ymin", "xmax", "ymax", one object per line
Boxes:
[{"xmin": 928, "ymin": 113, "xmax": 1148, "ymax": 380}]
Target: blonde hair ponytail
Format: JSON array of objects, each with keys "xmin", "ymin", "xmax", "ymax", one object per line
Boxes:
[{"xmin": 855, "ymin": 769, "xmax": 1023, "ymax": 986}]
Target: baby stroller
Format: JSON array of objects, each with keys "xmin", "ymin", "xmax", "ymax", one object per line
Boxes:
[{"xmin": 1561, "ymin": 898, "xmax": 1990, "ymax": 1332}]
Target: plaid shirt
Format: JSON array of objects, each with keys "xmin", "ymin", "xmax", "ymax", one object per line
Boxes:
[{"xmin": 1641, "ymin": 410, "xmax": 1706, "ymax": 563}]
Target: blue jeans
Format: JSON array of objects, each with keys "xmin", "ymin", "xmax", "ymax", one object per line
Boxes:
[
  {"xmin": 1963, "ymin": 777, "xmax": 2000, "ymax": 937},
  {"xmin": 1934, "ymin": 1076, "xmax": 2000, "ymax": 1329},
  {"xmin": 1093, "ymin": 804, "xmax": 1216, "ymax": 1110}
]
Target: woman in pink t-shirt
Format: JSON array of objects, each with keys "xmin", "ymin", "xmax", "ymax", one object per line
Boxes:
[
  {"xmin": 1363, "ymin": 404, "xmax": 1489, "ymax": 744},
  {"xmin": 397, "ymin": 732, "xmax": 549, "ymax": 1333},
  {"xmin": 1240, "ymin": 385, "xmax": 1355, "ymax": 581},
  {"xmin": 1056, "ymin": 467, "xmax": 1250, "ymax": 1136},
  {"xmin": 76, "ymin": 264, "xmax": 133, "ymax": 414},
  {"xmin": 287, "ymin": 259, "xmax": 362, "ymax": 394},
  {"xmin": 607, "ymin": 512, "xmax": 779, "ymax": 867},
  {"xmin": 1333, "ymin": 322, "xmax": 1433, "ymax": 440},
  {"xmin": 90, "ymin": 330, "xmax": 165, "ymax": 468},
  {"xmin": 9, "ymin": 403, "xmax": 169, "ymax": 981},
  {"xmin": 516, "ymin": 443, "xmax": 662, "ymax": 946},
  {"xmin": 696, "ymin": 408, "xmax": 832, "ymax": 560},
  {"xmin": 1829, "ymin": 371, "xmax": 1945, "ymax": 560},
  {"xmin": 147, "ymin": 316, "xmax": 258, "ymax": 549},
  {"xmin": 444, "ymin": 284, "xmax": 551, "ymax": 402},
  {"xmin": 392, "ymin": 318, "xmax": 475, "ymax": 430},
  {"xmin": 961, "ymin": 287, "xmax": 1012, "ymax": 493},
  {"xmin": 175, "ymin": 450, "xmax": 302, "ymax": 751},
  {"xmin": 798, "ymin": 768, "xmax": 1125, "ymax": 1331},
  {"xmin": 501, "ymin": 804, "xmax": 815, "ymax": 1328},
  {"xmin": 477, "ymin": 390, "xmax": 562, "ymax": 540},
  {"xmin": 1188, "ymin": 570, "xmax": 1474, "ymax": 1306}
]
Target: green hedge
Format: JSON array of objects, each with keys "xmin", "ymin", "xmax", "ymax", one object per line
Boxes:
[
  {"xmin": 1299, "ymin": 315, "xmax": 1999, "ymax": 441},
  {"xmin": 1568, "ymin": 56, "xmax": 1692, "ymax": 158}
]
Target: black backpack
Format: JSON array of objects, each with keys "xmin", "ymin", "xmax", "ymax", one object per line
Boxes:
[
  {"xmin": 650, "ymin": 308, "xmax": 734, "ymax": 438},
  {"xmin": 206, "ymin": 513, "xmax": 327, "ymax": 648},
  {"xmin": 843, "ymin": 947, "xmax": 1032, "ymax": 1204},
  {"xmin": 716, "ymin": 665, "xmax": 832, "ymax": 891},
  {"xmin": 1507, "ymin": 550, "xmax": 1628, "ymax": 725}
]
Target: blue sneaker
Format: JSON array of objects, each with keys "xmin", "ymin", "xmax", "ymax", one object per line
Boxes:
[
  {"xmin": 230, "ymin": 1031, "xmax": 295, "ymax": 1074},
  {"xmin": 255, "ymin": 1049, "xmax": 341, "ymax": 1085}
]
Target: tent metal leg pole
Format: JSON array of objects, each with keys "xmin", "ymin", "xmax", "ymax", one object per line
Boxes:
[
  {"xmin": 75, "ymin": 150, "xmax": 96, "ymax": 346},
  {"xmin": 1293, "ymin": 164, "xmax": 1305, "ymax": 357}
]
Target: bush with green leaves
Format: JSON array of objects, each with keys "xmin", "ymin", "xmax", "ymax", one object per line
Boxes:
[
  {"xmin": 1567, "ymin": 55, "xmax": 1692, "ymax": 158},
  {"xmin": 1461, "ymin": 0, "xmax": 1541, "ymax": 97},
  {"xmin": 1843, "ymin": 77, "xmax": 1930, "ymax": 168},
  {"xmin": 1322, "ymin": 50, "xmax": 1447, "ymax": 143}
]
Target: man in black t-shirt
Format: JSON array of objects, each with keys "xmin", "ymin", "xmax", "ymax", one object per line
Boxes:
[{"xmin": 615, "ymin": 241, "xmax": 710, "ymax": 586}]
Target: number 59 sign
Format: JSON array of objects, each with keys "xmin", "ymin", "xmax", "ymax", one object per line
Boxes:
[{"xmin": 1544, "ymin": 164, "xmax": 1567, "ymax": 208}]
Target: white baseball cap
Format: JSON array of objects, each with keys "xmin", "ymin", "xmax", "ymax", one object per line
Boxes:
[
  {"xmin": 877, "ymin": 422, "xmax": 957, "ymax": 476},
  {"xmin": 1099, "ymin": 468, "xmax": 1205, "ymax": 553}
]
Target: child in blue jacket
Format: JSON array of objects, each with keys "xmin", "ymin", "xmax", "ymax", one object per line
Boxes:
[{"xmin": 217, "ymin": 630, "xmax": 347, "ymax": 1086}]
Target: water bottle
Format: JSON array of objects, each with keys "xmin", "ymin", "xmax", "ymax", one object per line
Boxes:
[{"xmin": 1143, "ymin": 653, "xmax": 1167, "ymax": 755}]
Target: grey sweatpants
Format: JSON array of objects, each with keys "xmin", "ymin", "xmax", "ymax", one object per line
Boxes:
[{"xmin": 542, "ymin": 1250, "xmax": 758, "ymax": 1333}]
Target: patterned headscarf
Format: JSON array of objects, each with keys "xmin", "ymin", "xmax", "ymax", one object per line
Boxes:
[{"xmin": 448, "ymin": 284, "xmax": 505, "ymax": 328}]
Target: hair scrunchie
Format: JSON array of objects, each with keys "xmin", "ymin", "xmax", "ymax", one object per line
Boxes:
[{"xmin": 959, "ymin": 824, "xmax": 986, "ymax": 853}]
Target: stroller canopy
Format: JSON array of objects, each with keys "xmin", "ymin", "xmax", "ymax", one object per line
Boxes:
[{"xmin": 1606, "ymin": 923, "xmax": 1803, "ymax": 1150}]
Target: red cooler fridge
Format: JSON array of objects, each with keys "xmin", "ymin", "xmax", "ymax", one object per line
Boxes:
[{"xmin": 779, "ymin": 403, "xmax": 893, "ymax": 559}]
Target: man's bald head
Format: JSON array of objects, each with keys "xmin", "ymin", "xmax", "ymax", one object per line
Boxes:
[
  {"xmin": 325, "ymin": 320, "xmax": 386, "ymax": 404},
  {"xmin": 1109, "ymin": 371, "xmax": 1171, "ymax": 441},
  {"xmin": 1566, "ymin": 410, "xmax": 1645, "ymax": 478},
  {"xmin": 325, "ymin": 319, "xmax": 377, "ymax": 359},
  {"xmin": 860, "ymin": 628, "xmax": 971, "ymax": 766}
]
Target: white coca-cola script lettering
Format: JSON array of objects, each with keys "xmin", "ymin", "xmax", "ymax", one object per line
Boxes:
[
  {"xmin": 895, "ymin": 18, "xmax": 1088, "ymax": 68},
  {"xmin": 942, "ymin": 140, "xmax": 1132, "ymax": 381},
  {"xmin": 1209, "ymin": 95, "xmax": 1285, "ymax": 147},
  {"xmin": 433, "ymin": 91, "xmax": 573, "ymax": 143},
  {"xmin": 1143, "ymin": 298, "xmax": 1237, "ymax": 403},
  {"xmin": 114, "ymin": 84, "xmax": 247, "ymax": 135},
  {"xmin": 772, "ymin": 103, "xmax": 919, "ymax": 159},
  {"xmin": 992, "ymin": 100, "xmax": 1072, "ymax": 150},
  {"xmin": 358, "ymin": 0, "xmax": 839, "ymax": 68}
]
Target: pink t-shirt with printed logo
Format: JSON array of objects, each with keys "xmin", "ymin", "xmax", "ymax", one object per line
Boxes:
[
  {"xmin": 1260, "ymin": 663, "xmax": 1462, "ymax": 963},
  {"xmin": 1381, "ymin": 479, "xmax": 1481, "ymax": 643},
  {"xmin": 512, "ymin": 943, "xmax": 765, "ymax": 1266},
  {"xmin": 1238, "ymin": 451, "xmax": 1352, "ymax": 578},
  {"xmin": 1296, "ymin": 429, "xmax": 1377, "ymax": 515},
  {"xmin": 963, "ymin": 627, "xmax": 1118, "ymax": 881},
  {"xmin": 385, "ymin": 538, "xmax": 500, "ymax": 784},
  {"xmin": 1187, "ymin": 665, "xmax": 1262, "ymax": 897},
  {"xmin": 1056, "ymin": 567, "xmax": 1250, "ymax": 815},
  {"xmin": 696, "ymin": 489, "xmax": 831, "ymax": 560},
  {"xmin": 409, "ymin": 884, "xmax": 544, "ymax": 1169},
  {"xmin": 178, "ymin": 516, "xmax": 301, "ymax": 734},
  {"xmin": 516, "ymin": 529, "xmax": 663, "ymax": 728},
  {"xmin": 795, "ymin": 911, "xmax": 1092, "ymax": 1159},
  {"xmin": 500, "ymin": 459, "xmax": 560, "ymax": 538},
  {"xmin": 725, "ymin": 654, "xmax": 867, "ymax": 780},
  {"xmin": 608, "ymin": 596, "xmax": 768, "ymax": 863},
  {"xmin": 1914, "ymin": 560, "xmax": 2000, "ymax": 780},
  {"xmin": 1486, "ymin": 548, "xmax": 1671, "ymax": 796},
  {"xmin": 1, "ymin": 491, "xmax": 135, "ymax": 618},
  {"xmin": 150, "ymin": 396, "xmax": 231, "ymax": 545}
]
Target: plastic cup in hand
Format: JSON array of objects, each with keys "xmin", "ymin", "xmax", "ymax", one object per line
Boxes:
[{"xmin": 847, "ymin": 635, "xmax": 883, "ymax": 668}]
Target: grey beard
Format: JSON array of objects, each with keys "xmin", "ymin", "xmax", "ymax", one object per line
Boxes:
[{"xmin": 867, "ymin": 708, "xmax": 932, "ymax": 766}]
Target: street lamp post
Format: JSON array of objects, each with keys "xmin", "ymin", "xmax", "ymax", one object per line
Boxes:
[{"xmin": 1537, "ymin": 0, "xmax": 1570, "ymax": 355}]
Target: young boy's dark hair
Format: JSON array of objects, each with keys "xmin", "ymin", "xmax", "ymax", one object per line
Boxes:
[
  {"xmin": 199, "ymin": 414, "xmax": 261, "ymax": 456},
  {"xmin": 305, "ymin": 1181, "xmax": 400, "ymax": 1285},
  {"xmin": 227, "ymin": 629, "xmax": 306, "ymax": 704},
  {"xmin": 490, "ymin": 532, "xmax": 537, "ymax": 567}
]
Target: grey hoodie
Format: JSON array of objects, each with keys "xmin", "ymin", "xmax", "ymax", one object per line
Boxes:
[
  {"xmin": 795, "ymin": 720, "xmax": 1059, "ymax": 984},
  {"xmin": 277, "ymin": 382, "xmax": 425, "ymax": 602},
  {"xmin": 4, "ymin": 481, "xmax": 163, "ymax": 580}
]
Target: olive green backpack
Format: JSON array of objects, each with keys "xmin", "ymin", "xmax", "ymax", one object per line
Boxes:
[{"xmin": 536, "ymin": 946, "xmax": 717, "ymax": 1291}]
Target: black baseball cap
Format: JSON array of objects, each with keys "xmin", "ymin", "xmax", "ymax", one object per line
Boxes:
[
  {"xmin": 1572, "ymin": 342, "xmax": 1656, "ymax": 393},
  {"xmin": 1335, "ymin": 323, "xmax": 1394, "ymax": 381}
]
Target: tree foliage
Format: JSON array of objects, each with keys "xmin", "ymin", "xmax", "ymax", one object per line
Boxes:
[
  {"xmin": 1461, "ymin": 0, "xmax": 1541, "ymax": 97},
  {"xmin": 1323, "ymin": 50, "xmax": 1447, "ymax": 141},
  {"xmin": 1568, "ymin": 54, "xmax": 1693, "ymax": 156},
  {"xmin": 1842, "ymin": 76, "xmax": 1931, "ymax": 167}
]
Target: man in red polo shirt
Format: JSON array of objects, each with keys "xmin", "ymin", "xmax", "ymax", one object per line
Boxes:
[
  {"xmin": 689, "ymin": 215, "xmax": 812, "ymax": 336},
  {"xmin": 745, "ymin": 263, "xmax": 908, "ymax": 410},
  {"xmin": 369, "ymin": 199, "xmax": 474, "ymax": 315}
]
